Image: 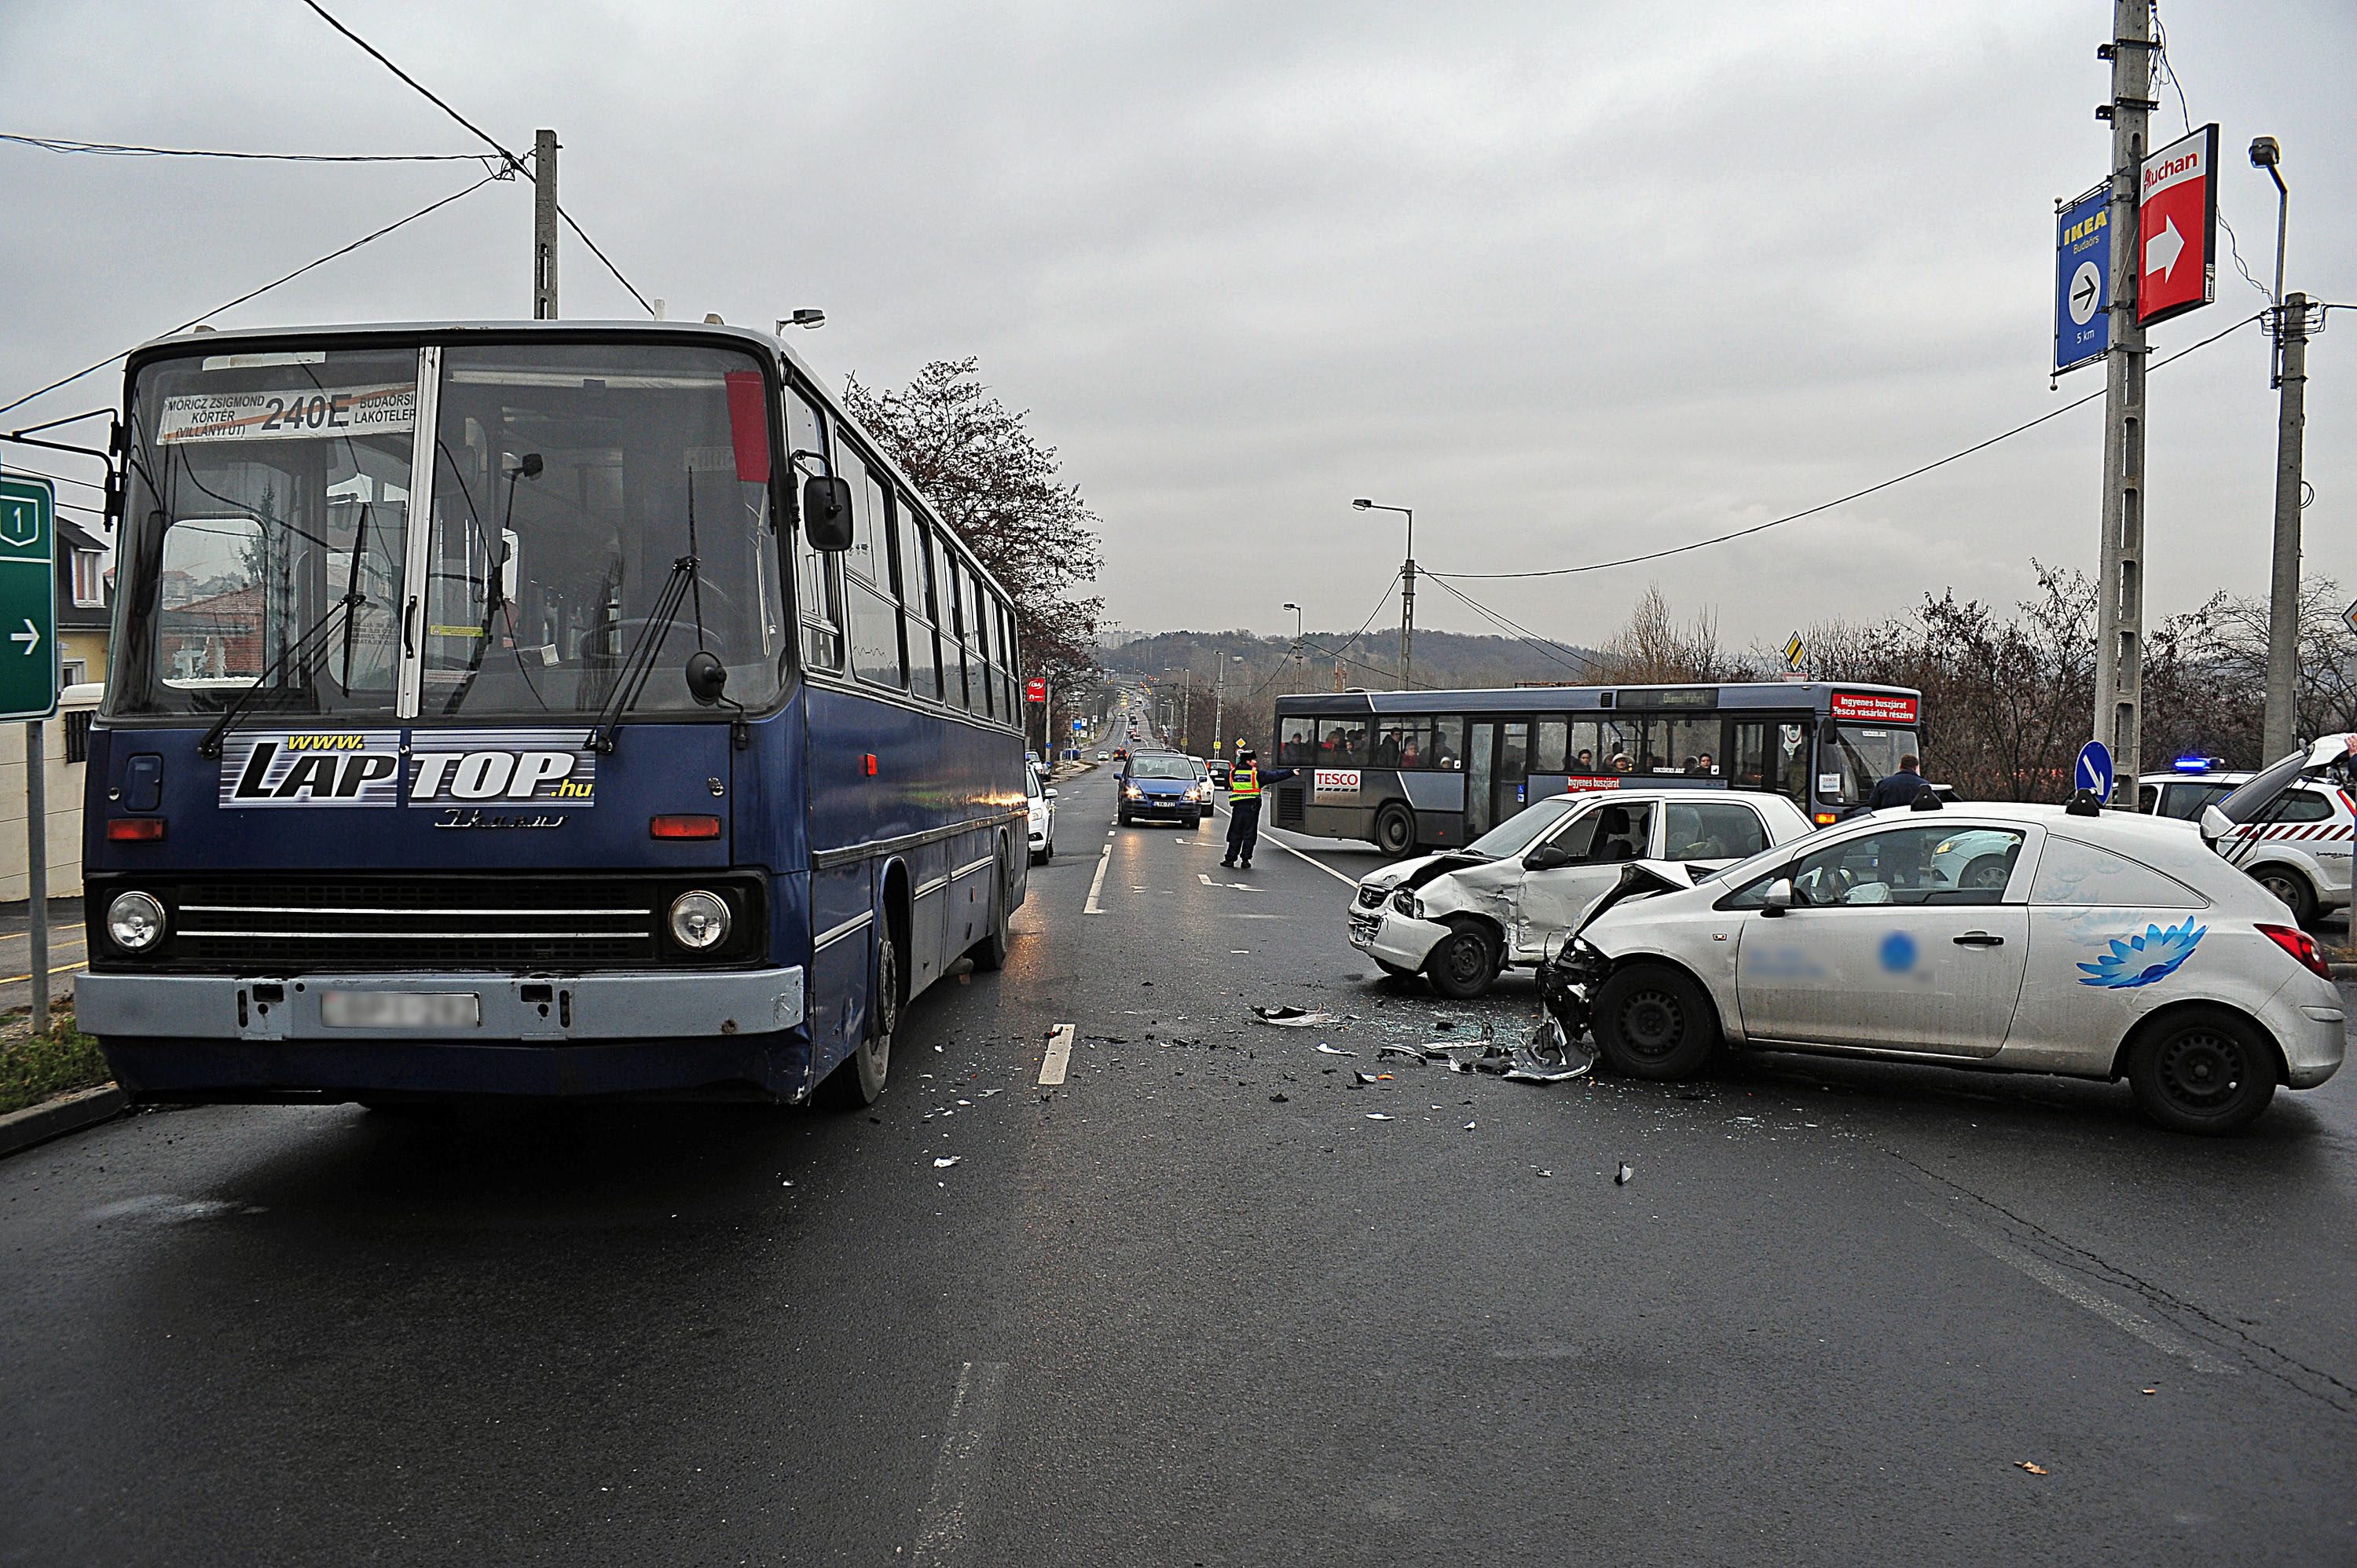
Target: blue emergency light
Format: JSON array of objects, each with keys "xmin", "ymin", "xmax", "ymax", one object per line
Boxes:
[{"xmin": 2172, "ymin": 755, "xmax": 2220, "ymax": 772}]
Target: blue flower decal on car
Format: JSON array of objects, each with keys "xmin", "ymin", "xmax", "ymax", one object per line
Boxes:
[{"xmin": 2077, "ymin": 918, "xmax": 2206, "ymax": 988}]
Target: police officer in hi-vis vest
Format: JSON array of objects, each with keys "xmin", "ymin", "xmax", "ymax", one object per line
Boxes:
[{"xmin": 1222, "ymin": 745, "xmax": 1297, "ymax": 870}]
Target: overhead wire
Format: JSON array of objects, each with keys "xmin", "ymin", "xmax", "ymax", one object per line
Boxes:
[
  {"xmin": 295, "ymin": 0, "xmax": 654, "ymax": 315},
  {"xmin": 0, "ymin": 169, "xmax": 508, "ymax": 422},
  {"xmin": 0, "ymin": 132, "xmax": 493, "ymax": 166},
  {"xmin": 1426, "ymin": 309, "xmax": 2262, "ymax": 583},
  {"xmin": 1420, "ymin": 575, "xmax": 1600, "ymax": 679}
]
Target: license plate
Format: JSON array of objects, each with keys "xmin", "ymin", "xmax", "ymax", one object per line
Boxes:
[{"xmin": 320, "ymin": 990, "xmax": 482, "ymax": 1029}]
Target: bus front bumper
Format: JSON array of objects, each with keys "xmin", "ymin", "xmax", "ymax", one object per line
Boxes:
[{"xmin": 76, "ymin": 967, "xmax": 811, "ymax": 1101}]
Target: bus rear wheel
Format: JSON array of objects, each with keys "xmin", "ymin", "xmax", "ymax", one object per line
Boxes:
[
  {"xmin": 819, "ymin": 929, "xmax": 898, "ymax": 1109},
  {"xmin": 970, "ymin": 845, "xmax": 1012, "ymax": 971},
  {"xmin": 1373, "ymin": 802, "xmax": 1416, "ymax": 857}
]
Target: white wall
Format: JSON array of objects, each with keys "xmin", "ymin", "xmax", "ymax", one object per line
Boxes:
[{"xmin": 0, "ymin": 683, "xmax": 104, "ymax": 903}]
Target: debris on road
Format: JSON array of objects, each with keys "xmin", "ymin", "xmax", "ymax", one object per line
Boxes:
[
  {"xmin": 1255, "ymin": 1006, "xmax": 1340, "ymax": 1028},
  {"xmin": 1314, "ymin": 1043, "xmax": 1355, "ymax": 1057},
  {"xmin": 933, "ymin": 1156, "xmax": 963, "ymax": 1169},
  {"xmin": 2016, "ymin": 1461, "xmax": 2048, "ymax": 1475},
  {"xmin": 1615, "ymin": 1163, "xmax": 1633, "ymax": 1185},
  {"xmin": 1365, "ymin": 1113, "xmax": 1394, "ymax": 1121},
  {"xmin": 1270, "ymin": 1092, "xmax": 1290, "ymax": 1103}
]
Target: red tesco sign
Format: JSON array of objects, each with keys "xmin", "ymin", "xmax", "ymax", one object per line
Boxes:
[
  {"xmin": 1025, "ymin": 677, "xmax": 1047, "ymax": 703},
  {"xmin": 1830, "ymin": 691, "xmax": 1919, "ymax": 725},
  {"xmin": 2138, "ymin": 123, "xmax": 2217, "ymax": 327}
]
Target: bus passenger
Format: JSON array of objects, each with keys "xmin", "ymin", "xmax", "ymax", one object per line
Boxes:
[
  {"xmin": 1575, "ymin": 749, "xmax": 1595, "ymax": 774},
  {"xmin": 1375, "ymin": 727, "xmax": 1402, "ymax": 766},
  {"xmin": 1611, "ymin": 753, "xmax": 1634, "ymax": 774}
]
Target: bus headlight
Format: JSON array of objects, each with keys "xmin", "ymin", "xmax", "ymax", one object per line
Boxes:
[
  {"xmin": 108, "ymin": 891, "xmax": 167, "ymax": 953},
  {"xmin": 669, "ymin": 890, "xmax": 732, "ymax": 951}
]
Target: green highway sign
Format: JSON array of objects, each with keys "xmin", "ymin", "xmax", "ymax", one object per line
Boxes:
[{"xmin": 0, "ymin": 476, "xmax": 57, "ymax": 721}]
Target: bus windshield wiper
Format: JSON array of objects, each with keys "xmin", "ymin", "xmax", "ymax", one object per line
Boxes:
[
  {"xmin": 196, "ymin": 591, "xmax": 366, "ymax": 760},
  {"xmin": 584, "ymin": 555, "xmax": 698, "ymax": 755}
]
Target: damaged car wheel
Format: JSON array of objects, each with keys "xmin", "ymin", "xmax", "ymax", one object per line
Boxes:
[
  {"xmin": 1593, "ymin": 963, "xmax": 1718, "ymax": 1079},
  {"xmin": 1424, "ymin": 918, "xmax": 1500, "ymax": 1000}
]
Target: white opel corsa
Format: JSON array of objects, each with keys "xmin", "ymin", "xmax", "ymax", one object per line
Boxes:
[{"xmin": 1565, "ymin": 795, "xmax": 2345, "ymax": 1134}]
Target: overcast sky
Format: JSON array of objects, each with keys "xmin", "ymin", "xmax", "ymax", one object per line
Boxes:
[{"xmin": 1, "ymin": 0, "xmax": 2349, "ymax": 654}]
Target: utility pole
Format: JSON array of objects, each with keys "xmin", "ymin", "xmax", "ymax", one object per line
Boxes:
[
  {"xmin": 533, "ymin": 129, "xmax": 559, "ymax": 320},
  {"xmin": 1351, "ymin": 500, "xmax": 1415, "ymax": 689},
  {"xmin": 1283, "ymin": 603, "xmax": 1303, "ymax": 697},
  {"xmin": 2253, "ymin": 134, "xmax": 2307, "ymax": 758},
  {"xmin": 2091, "ymin": 1, "xmax": 2154, "ymax": 799}
]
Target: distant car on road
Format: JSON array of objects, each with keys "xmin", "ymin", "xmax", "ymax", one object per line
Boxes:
[
  {"xmin": 2138, "ymin": 761, "xmax": 2350, "ymax": 927},
  {"xmin": 1208, "ymin": 757, "xmax": 1231, "ymax": 789},
  {"xmin": 1120, "ymin": 753, "xmax": 1210, "ymax": 827},
  {"xmin": 1556, "ymin": 797, "xmax": 2344, "ymax": 1134},
  {"xmin": 1352, "ymin": 789, "xmax": 1816, "ymax": 998},
  {"xmin": 1095, "ymin": 749, "xmax": 1109, "ymax": 762},
  {"xmin": 1026, "ymin": 764, "xmax": 1058, "ymax": 864}
]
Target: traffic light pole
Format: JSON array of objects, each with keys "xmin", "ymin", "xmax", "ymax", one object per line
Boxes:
[{"xmin": 2091, "ymin": 0, "xmax": 2154, "ymax": 800}]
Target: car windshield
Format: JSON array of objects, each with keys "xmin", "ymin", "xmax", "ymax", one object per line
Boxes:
[
  {"xmin": 1130, "ymin": 756, "xmax": 1194, "ymax": 779},
  {"xmin": 1820, "ymin": 724, "xmax": 1921, "ymax": 804},
  {"xmin": 111, "ymin": 339, "xmax": 787, "ymax": 722},
  {"xmin": 1464, "ymin": 796, "xmax": 1582, "ymax": 857}
]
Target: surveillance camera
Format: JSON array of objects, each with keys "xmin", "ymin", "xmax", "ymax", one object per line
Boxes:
[{"xmin": 2249, "ymin": 136, "xmax": 2280, "ymax": 168}]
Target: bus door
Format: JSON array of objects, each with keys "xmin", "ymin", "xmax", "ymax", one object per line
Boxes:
[
  {"xmin": 1464, "ymin": 720, "xmax": 1531, "ymax": 837},
  {"xmin": 1730, "ymin": 718, "xmax": 1811, "ymax": 808}
]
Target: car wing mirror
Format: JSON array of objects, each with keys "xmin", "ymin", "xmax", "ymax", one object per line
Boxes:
[
  {"xmin": 1044, "ymin": 788, "xmax": 1058, "ymax": 799},
  {"xmin": 801, "ymin": 475, "xmax": 854, "ymax": 551},
  {"xmin": 1523, "ymin": 843, "xmax": 1572, "ymax": 871},
  {"xmin": 1760, "ymin": 877, "xmax": 1794, "ymax": 918}
]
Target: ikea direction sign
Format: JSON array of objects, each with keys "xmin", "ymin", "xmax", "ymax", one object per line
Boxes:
[
  {"xmin": 0, "ymin": 476, "xmax": 57, "ymax": 723},
  {"xmin": 2139, "ymin": 123, "xmax": 2218, "ymax": 327},
  {"xmin": 2054, "ymin": 182, "xmax": 2112, "ymax": 375}
]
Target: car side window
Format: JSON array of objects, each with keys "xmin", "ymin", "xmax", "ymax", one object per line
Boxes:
[
  {"xmin": 2030, "ymin": 836, "xmax": 2203, "ymax": 908},
  {"xmin": 1580, "ymin": 803, "xmax": 1653, "ymax": 863},
  {"xmin": 1666, "ymin": 802, "xmax": 1769, "ymax": 859},
  {"xmin": 1791, "ymin": 824, "xmax": 2026, "ymax": 907},
  {"xmin": 2275, "ymin": 789, "xmax": 2334, "ymax": 823}
]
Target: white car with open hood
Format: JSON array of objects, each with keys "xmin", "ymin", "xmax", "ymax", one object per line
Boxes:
[
  {"xmin": 1555, "ymin": 773, "xmax": 2348, "ymax": 1134},
  {"xmin": 1348, "ymin": 788, "xmax": 1816, "ymax": 998}
]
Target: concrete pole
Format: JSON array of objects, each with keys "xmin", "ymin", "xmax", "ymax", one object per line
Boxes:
[
  {"xmin": 1400, "ymin": 510, "xmax": 1415, "ymax": 691},
  {"xmin": 1211, "ymin": 661, "xmax": 1225, "ymax": 756},
  {"xmin": 2263, "ymin": 292, "xmax": 2310, "ymax": 757},
  {"xmin": 533, "ymin": 130, "xmax": 559, "ymax": 320},
  {"xmin": 2091, "ymin": 0, "xmax": 2153, "ymax": 799},
  {"xmin": 25, "ymin": 719, "xmax": 46, "ymax": 1035}
]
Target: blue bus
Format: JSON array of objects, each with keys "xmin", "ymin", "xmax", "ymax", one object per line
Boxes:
[{"xmin": 76, "ymin": 319, "xmax": 1030, "ymax": 1108}]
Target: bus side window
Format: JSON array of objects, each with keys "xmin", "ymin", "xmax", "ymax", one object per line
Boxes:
[
  {"xmin": 898, "ymin": 493, "xmax": 943, "ymax": 702},
  {"xmin": 1566, "ymin": 720, "xmax": 1605, "ymax": 775},
  {"xmin": 966, "ymin": 573, "xmax": 994, "ymax": 719},
  {"xmin": 940, "ymin": 549, "xmax": 971, "ymax": 710},
  {"xmin": 1316, "ymin": 718, "xmax": 1366, "ymax": 766},
  {"xmin": 836, "ymin": 443, "xmax": 905, "ymax": 690},
  {"xmin": 997, "ymin": 599, "xmax": 1021, "ymax": 721},
  {"xmin": 784, "ymin": 388, "xmax": 843, "ymax": 672},
  {"xmin": 1431, "ymin": 715, "xmax": 1463, "ymax": 770},
  {"xmin": 1534, "ymin": 719, "xmax": 1568, "ymax": 773},
  {"xmin": 1278, "ymin": 716, "xmax": 1314, "ymax": 764}
]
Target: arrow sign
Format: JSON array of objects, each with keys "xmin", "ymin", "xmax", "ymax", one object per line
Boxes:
[
  {"xmin": 2144, "ymin": 215, "xmax": 2184, "ymax": 280},
  {"xmin": 2139, "ymin": 123, "xmax": 2217, "ymax": 326},
  {"xmin": 2071, "ymin": 269, "xmax": 2098, "ymax": 317},
  {"xmin": 0, "ymin": 478, "xmax": 56, "ymax": 722},
  {"xmin": 2075, "ymin": 740, "xmax": 2115, "ymax": 802},
  {"xmin": 9, "ymin": 620, "xmax": 37, "ymax": 655},
  {"xmin": 2054, "ymin": 183, "xmax": 2111, "ymax": 374}
]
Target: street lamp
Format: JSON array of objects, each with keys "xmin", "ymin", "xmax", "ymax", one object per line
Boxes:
[
  {"xmin": 1351, "ymin": 498, "xmax": 1415, "ymax": 690},
  {"xmin": 1281, "ymin": 602, "xmax": 1303, "ymax": 697},
  {"xmin": 1211, "ymin": 653, "xmax": 1243, "ymax": 757}
]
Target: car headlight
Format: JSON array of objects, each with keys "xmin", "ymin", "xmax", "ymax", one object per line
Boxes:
[
  {"xmin": 1184, "ymin": 786, "xmax": 1204, "ymax": 800},
  {"xmin": 1391, "ymin": 888, "xmax": 1422, "ymax": 919},
  {"xmin": 1124, "ymin": 784, "xmax": 1143, "ymax": 798},
  {"xmin": 107, "ymin": 890, "xmax": 166, "ymax": 953},
  {"xmin": 668, "ymin": 890, "xmax": 732, "ymax": 951}
]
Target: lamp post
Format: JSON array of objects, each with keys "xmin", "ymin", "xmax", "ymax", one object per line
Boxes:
[
  {"xmin": 1211, "ymin": 653, "xmax": 1243, "ymax": 757},
  {"xmin": 1351, "ymin": 499, "xmax": 1414, "ymax": 689},
  {"xmin": 2251, "ymin": 134, "xmax": 2307, "ymax": 760},
  {"xmin": 1282, "ymin": 601, "xmax": 1303, "ymax": 696}
]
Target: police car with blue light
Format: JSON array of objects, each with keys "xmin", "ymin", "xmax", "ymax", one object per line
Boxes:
[{"xmin": 2139, "ymin": 753, "xmax": 2351, "ymax": 928}]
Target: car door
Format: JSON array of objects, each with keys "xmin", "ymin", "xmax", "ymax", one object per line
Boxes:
[
  {"xmin": 1507, "ymin": 800, "xmax": 1655, "ymax": 961},
  {"xmin": 1732, "ymin": 821, "xmax": 2033, "ymax": 1057},
  {"xmin": 2000, "ymin": 832, "xmax": 2211, "ymax": 1073}
]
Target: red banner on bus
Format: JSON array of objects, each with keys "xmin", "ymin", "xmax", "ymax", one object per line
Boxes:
[{"xmin": 1830, "ymin": 691, "xmax": 1919, "ymax": 724}]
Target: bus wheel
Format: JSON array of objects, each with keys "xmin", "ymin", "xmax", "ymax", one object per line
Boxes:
[
  {"xmin": 970, "ymin": 849, "xmax": 1012, "ymax": 971},
  {"xmin": 819, "ymin": 929, "xmax": 897, "ymax": 1109},
  {"xmin": 1374, "ymin": 802, "xmax": 1416, "ymax": 857}
]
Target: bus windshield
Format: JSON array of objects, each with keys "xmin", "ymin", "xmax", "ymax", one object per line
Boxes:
[
  {"xmin": 112, "ymin": 339, "xmax": 787, "ymax": 721},
  {"xmin": 1819, "ymin": 724, "xmax": 1921, "ymax": 804}
]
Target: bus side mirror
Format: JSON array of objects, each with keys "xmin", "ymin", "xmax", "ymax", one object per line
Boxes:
[
  {"xmin": 801, "ymin": 475, "xmax": 854, "ymax": 551},
  {"xmin": 1761, "ymin": 877, "xmax": 1794, "ymax": 917},
  {"xmin": 685, "ymin": 650, "xmax": 728, "ymax": 707}
]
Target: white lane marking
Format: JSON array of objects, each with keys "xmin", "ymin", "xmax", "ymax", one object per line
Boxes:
[
  {"xmin": 1252, "ymin": 824, "xmax": 1360, "ymax": 887},
  {"xmin": 1908, "ymin": 1200, "xmax": 2237, "ymax": 1374},
  {"xmin": 1084, "ymin": 846, "xmax": 1111, "ymax": 915},
  {"xmin": 911, "ymin": 1360, "xmax": 1011, "ymax": 1567},
  {"xmin": 1196, "ymin": 872, "xmax": 1265, "ymax": 892},
  {"xmin": 1039, "ymin": 1023, "xmax": 1075, "ymax": 1086}
]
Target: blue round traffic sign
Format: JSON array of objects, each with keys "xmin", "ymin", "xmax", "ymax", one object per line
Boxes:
[{"xmin": 2075, "ymin": 740, "xmax": 2114, "ymax": 800}]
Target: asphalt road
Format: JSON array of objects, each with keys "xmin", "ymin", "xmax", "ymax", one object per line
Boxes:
[{"xmin": 4, "ymin": 764, "xmax": 2355, "ymax": 1565}]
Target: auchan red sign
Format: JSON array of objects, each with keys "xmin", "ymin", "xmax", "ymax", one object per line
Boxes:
[
  {"xmin": 1830, "ymin": 691, "xmax": 1919, "ymax": 725},
  {"xmin": 2139, "ymin": 123, "xmax": 2217, "ymax": 327}
]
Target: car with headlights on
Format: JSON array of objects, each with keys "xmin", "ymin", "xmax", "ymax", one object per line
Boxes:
[
  {"xmin": 1118, "ymin": 752, "xmax": 1210, "ymax": 827},
  {"xmin": 1355, "ymin": 787, "xmax": 1815, "ymax": 998},
  {"xmin": 1556, "ymin": 793, "xmax": 2345, "ymax": 1134}
]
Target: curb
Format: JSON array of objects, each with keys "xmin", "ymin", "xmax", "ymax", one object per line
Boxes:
[
  {"xmin": 0, "ymin": 1085, "xmax": 126, "ymax": 1160},
  {"xmin": 2331, "ymin": 963, "xmax": 2357, "ymax": 980}
]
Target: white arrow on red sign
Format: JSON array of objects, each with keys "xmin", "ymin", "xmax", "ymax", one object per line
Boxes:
[{"xmin": 2144, "ymin": 215, "xmax": 2185, "ymax": 280}]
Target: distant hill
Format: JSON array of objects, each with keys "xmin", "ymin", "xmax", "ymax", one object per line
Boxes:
[{"xmin": 1100, "ymin": 626, "xmax": 1598, "ymax": 692}]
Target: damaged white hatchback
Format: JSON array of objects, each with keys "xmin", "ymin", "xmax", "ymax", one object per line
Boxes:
[
  {"xmin": 1545, "ymin": 786, "xmax": 2348, "ymax": 1134},
  {"xmin": 1350, "ymin": 788, "xmax": 1816, "ymax": 998}
]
